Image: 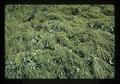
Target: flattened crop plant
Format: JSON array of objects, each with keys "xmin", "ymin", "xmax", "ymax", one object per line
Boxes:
[{"xmin": 5, "ymin": 5, "xmax": 115, "ymax": 79}]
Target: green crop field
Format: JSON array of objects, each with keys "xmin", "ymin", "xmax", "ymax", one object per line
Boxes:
[{"xmin": 5, "ymin": 5, "xmax": 115, "ymax": 79}]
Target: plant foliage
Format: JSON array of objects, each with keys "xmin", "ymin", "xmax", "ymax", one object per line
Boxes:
[{"xmin": 5, "ymin": 5, "xmax": 115, "ymax": 79}]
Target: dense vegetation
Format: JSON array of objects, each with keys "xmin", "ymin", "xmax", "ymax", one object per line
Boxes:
[{"xmin": 5, "ymin": 5, "xmax": 115, "ymax": 79}]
